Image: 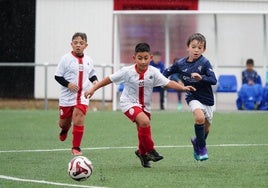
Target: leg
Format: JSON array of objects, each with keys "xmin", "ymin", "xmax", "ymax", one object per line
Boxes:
[
  {"xmin": 204, "ymin": 119, "xmax": 211, "ymax": 140},
  {"xmin": 71, "ymin": 107, "xmax": 87, "ymax": 155},
  {"xmin": 135, "ymin": 112, "xmax": 163, "ymax": 163},
  {"xmin": 58, "ymin": 106, "xmax": 73, "ymax": 141},
  {"xmin": 193, "ymin": 108, "xmax": 206, "ymax": 148},
  {"xmin": 177, "ymin": 91, "xmax": 182, "ymax": 110},
  {"xmin": 133, "ymin": 112, "xmax": 152, "ymax": 168},
  {"xmin": 59, "ymin": 117, "xmax": 72, "ymax": 141},
  {"xmin": 159, "ymin": 87, "xmax": 165, "ymax": 110},
  {"xmin": 135, "ymin": 112, "xmax": 154, "ymax": 154},
  {"xmin": 191, "ymin": 108, "xmax": 208, "ymax": 161}
]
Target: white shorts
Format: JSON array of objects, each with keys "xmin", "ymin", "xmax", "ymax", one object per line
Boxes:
[{"xmin": 188, "ymin": 100, "xmax": 214, "ymax": 124}]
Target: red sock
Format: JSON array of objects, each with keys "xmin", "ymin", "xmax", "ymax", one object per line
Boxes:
[
  {"xmin": 72, "ymin": 125, "xmax": 84, "ymax": 148},
  {"xmin": 137, "ymin": 132, "xmax": 146, "ymax": 155},
  {"xmin": 138, "ymin": 126, "xmax": 154, "ymax": 155}
]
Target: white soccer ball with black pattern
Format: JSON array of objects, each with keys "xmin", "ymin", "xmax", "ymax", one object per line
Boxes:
[{"xmin": 68, "ymin": 156, "xmax": 93, "ymax": 181}]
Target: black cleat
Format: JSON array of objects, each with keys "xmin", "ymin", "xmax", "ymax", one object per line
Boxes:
[
  {"xmin": 135, "ymin": 150, "xmax": 151, "ymax": 168},
  {"xmin": 146, "ymin": 149, "xmax": 164, "ymax": 162}
]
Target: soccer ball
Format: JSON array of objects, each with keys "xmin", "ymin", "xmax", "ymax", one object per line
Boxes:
[{"xmin": 68, "ymin": 156, "xmax": 93, "ymax": 181}]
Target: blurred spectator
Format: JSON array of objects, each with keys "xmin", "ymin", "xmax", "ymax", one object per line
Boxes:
[
  {"xmin": 236, "ymin": 83, "xmax": 263, "ymax": 110},
  {"xmin": 150, "ymin": 51, "xmax": 165, "ymax": 110},
  {"xmin": 242, "ymin": 58, "xmax": 262, "ymax": 85},
  {"xmin": 259, "ymin": 84, "xmax": 268, "ymax": 110},
  {"xmin": 237, "ymin": 58, "xmax": 264, "ymax": 110},
  {"xmin": 169, "ymin": 57, "xmax": 183, "ymax": 110}
]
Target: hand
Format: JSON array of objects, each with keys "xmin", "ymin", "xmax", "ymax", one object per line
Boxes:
[
  {"xmin": 68, "ymin": 83, "xmax": 79, "ymax": 92},
  {"xmin": 84, "ymin": 88, "xmax": 95, "ymax": 99},
  {"xmin": 191, "ymin": 73, "xmax": 202, "ymax": 81},
  {"xmin": 183, "ymin": 86, "xmax": 196, "ymax": 92}
]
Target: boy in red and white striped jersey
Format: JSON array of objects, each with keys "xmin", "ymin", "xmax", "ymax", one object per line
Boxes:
[
  {"xmin": 85, "ymin": 43, "xmax": 195, "ymax": 168},
  {"xmin": 55, "ymin": 32, "xmax": 98, "ymax": 155}
]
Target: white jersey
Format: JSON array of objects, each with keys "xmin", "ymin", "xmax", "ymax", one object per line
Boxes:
[
  {"xmin": 110, "ymin": 64, "xmax": 170, "ymax": 113},
  {"xmin": 55, "ymin": 52, "xmax": 96, "ymax": 106}
]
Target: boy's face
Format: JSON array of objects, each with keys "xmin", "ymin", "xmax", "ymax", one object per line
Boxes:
[
  {"xmin": 246, "ymin": 64, "xmax": 254, "ymax": 71},
  {"xmin": 186, "ymin": 39, "xmax": 206, "ymax": 62},
  {"xmin": 133, "ymin": 52, "xmax": 152, "ymax": 72},
  {"xmin": 152, "ymin": 55, "xmax": 161, "ymax": 64},
  {"xmin": 71, "ymin": 36, "xmax": 88, "ymax": 56}
]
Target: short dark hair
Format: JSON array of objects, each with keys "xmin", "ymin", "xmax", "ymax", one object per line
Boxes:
[
  {"xmin": 152, "ymin": 51, "xmax": 161, "ymax": 56},
  {"xmin": 72, "ymin": 32, "xmax": 87, "ymax": 42},
  {"xmin": 186, "ymin": 33, "xmax": 206, "ymax": 49},
  {"xmin": 135, "ymin": 43, "xmax": 150, "ymax": 54},
  {"xmin": 246, "ymin": 58, "xmax": 254, "ymax": 65}
]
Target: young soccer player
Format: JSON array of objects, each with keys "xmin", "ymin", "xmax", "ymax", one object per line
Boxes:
[
  {"xmin": 55, "ymin": 32, "xmax": 98, "ymax": 155},
  {"xmin": 84, "ymin": 43, "xmax": 196, "ymax": 168},
  {"xmin": 163, "ymin": 33, "xmax": 217, "ymax": 161}
]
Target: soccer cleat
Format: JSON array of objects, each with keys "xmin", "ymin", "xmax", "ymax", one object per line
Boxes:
[
  {"xmin": 146, "ymin": 149, "xmax": 164, "ymax": 162},
  {"xmin": 58, "ymin": 124, "xmax": 71, "ymax": 141},
  {"xmin": 177, "ymin": 102, "xmax": 183, "ymax": 110},
  {"xmin": 191, "ymin": 137, "xmax": 200, "ymax": 161},
  {"xmin": 199, "ymin": 147, "xmax": 209, "ymax": 161},
  {"xmin": 190, "ymin": 137, "xmax": 209, "ymax": 161},
  {"xmin": 72, "ymin": 147, "xmax": 82, "ymax": 156},
  {"xmin": 135, "ymin": 150, "xmax": 151, "ymax": 168},
  {"xmin": 59, "ymin": 129, "xmax": 68, "ymax": 141}
]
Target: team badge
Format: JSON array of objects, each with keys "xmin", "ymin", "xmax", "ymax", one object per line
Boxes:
[
  {"xmin": 138, "ymin": 80, "xmax": 144, "ymax": 87},
  {"xmin": 198, "ymin": 66, "xmax": 202, "ymax": 72},
  {"xmin": 60, "ymin": 109, "xmax": 64, "ymax": 116},
  {"xmin": 129, "ymin": 108, "xmax": 134, "ymax": 115}
]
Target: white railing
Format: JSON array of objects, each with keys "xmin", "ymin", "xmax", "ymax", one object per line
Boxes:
[{"xmin": 0, "ymin": 63, "xmax": 113, "ymax": 110}]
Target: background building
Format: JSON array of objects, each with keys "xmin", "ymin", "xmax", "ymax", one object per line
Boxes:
[{"xmin": 1, "ymin": 0, "xmax": 268, "ymax": 110}]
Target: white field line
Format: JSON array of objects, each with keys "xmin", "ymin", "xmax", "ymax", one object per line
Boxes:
[
  {"xmin": 0, "ymin": 143, "xmax": 267, "ymax": 153},
  {"xmin": 0, "ymin": 175, "xmax": 108, "ymax": 188},
  {"xmin": 0, "ymin": 144, "xmax": 267, "ymax": 187}
]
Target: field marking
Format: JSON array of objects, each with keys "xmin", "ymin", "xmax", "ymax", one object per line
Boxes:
[
  {"xmin": 0, "ymin": 175, "xmax": 108, "ymax": 188},
  {"xmin": 0, "ymin": 144, "xmax": 267, "ymax": 187},
  {"xmin": 0, "ymin": 143, "xmax": 267, "ymax": 153}
]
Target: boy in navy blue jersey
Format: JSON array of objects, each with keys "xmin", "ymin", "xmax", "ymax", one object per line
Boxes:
[{"xmin": 163, "ymin": 33, "xmax": 217, "ymax": 161}]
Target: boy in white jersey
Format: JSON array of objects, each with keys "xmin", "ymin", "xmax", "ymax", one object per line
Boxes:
[
  {"xmin": 84, "ymin": 43, "xmax": 196, "ymax": 168},
  {"xmin": 55, "ymin": 32, "xmax": 98, "ymax": 155}
]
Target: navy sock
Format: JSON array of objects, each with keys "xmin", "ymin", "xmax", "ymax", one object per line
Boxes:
[
  {"xmin": 194, "ymin": 124, "xmax": 206, "ymax": 148},
  {"xmin": 204, "ymin": 131, "xmax": 209, "ymax": 140}
]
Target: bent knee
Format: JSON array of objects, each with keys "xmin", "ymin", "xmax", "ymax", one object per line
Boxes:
[{"xmin": 194, "ymin": 116, "xmax": 205, "ymax": 124}]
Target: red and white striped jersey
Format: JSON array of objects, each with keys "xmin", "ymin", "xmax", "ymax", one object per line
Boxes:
[
  {"xmin": 55, "ymin": 52, "xmax": 96, "ymax": 106},
  {"xmin": 110, "ymin": 64, "xmax": 169, "ymax": 113}
]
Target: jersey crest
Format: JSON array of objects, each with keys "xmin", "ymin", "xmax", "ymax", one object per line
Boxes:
[{"xmin": 138, "ymin": 80, "xmax": 144, "ymax": 87}]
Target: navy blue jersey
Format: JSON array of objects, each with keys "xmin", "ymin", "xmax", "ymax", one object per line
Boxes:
[
  {"xmin": 163, "ymin": 55, "xmax": 217, "ymax": 106},
  {"xmin": 150, "ymin": 61, "xmax": 165, "ymax": 73},
  {"xmin": 242, "ymin": 69, "xmax": 262, "ymax": 85}
]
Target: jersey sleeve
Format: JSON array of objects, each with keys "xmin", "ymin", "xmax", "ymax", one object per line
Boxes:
[
  {"xmin": 163, "ymin": 59, "xmax": 191, "ymax": 78},
  {"xmin": 200, "ymin": 61, "xmax": 217, "ymax": 85},
  {"xmin": 163, "ymin": 63, "xmax": 178, "ymax": 78},
  {"xmin": 55, "ymin": 56, "xmax": 66, "ymax": 77},
  {"xmin": 88, "ymin": 67, "xmax": 97, "ymax": 79},
  {"xmin": 152, "ymin": 67, "xmax": 170, "ymax": 87},
  {"xmin": 86, "ymin": 56, "xmax": 97, "ymax": 79},
  {"xmin": 109, "ymin": 67, "xmax": 127, "ymax": 84}
]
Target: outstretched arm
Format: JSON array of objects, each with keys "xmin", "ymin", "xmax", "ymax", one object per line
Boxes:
[
  {"xmin": 165, "ymin": 80, "xmax": 196, "ymax": 92},
  {"xmin": 84, "ymin": 76, "xmax": 112, "ymax": 99}
]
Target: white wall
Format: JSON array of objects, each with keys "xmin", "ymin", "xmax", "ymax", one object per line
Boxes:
[
  {"xmin": 35, "ymin": 0, "xmax": 113, "ymax": 99},
  {"xmin": 199, "ymin": 0, "xmax": 268, "ymax": 88},
  {"xmin": 199, "ymin": 0, "xmax": 268, "ymax": 11}
]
